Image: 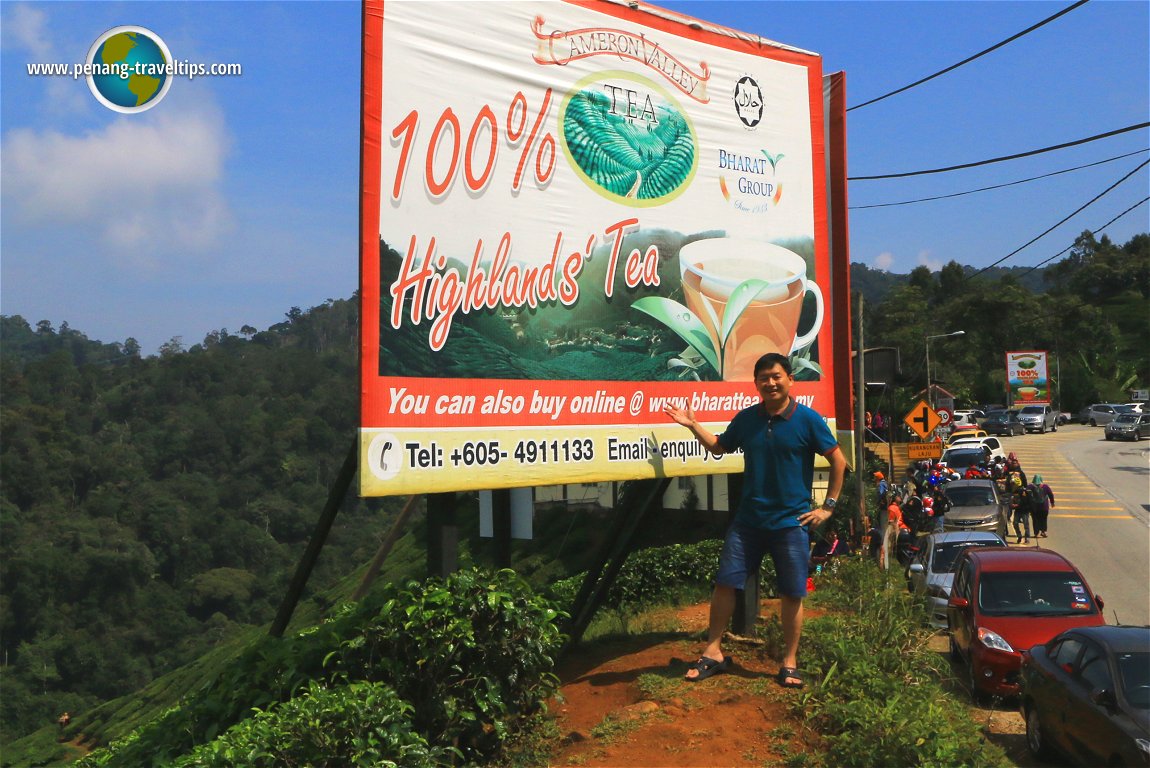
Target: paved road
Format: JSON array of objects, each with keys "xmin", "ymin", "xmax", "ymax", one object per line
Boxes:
[{"xmin": 994, "ymin": 423, "xmax": 1149, "ymax": 626}]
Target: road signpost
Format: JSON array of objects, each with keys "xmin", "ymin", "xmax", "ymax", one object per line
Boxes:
[{"xmin": 904, "ymin": 399, "xmax": 942, "ymax": 440}]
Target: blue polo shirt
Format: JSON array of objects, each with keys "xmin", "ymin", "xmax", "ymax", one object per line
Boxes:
[{"xmin": 717, "ymin": 398, "xmax": 839, "ymax": 530}]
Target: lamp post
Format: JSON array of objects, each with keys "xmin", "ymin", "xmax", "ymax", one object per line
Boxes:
[{"xmin": 925, "ymin": 330, "xmax": 965, "ymax": 410}]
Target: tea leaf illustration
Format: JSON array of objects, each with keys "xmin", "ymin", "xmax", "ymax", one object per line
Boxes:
[
  {"xmin": 632, "ymin": 297, "xmax": 720, "ymax": 375},
  {"xmin": 761, "ymin": 149, "xmax": 785, "ymax": 173},
  {"xmin": 720, "ymin": 279, "xmax": 771, "ymax": 347}
]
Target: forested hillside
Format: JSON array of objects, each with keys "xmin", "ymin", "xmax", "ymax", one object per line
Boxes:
[{"xmin": 1, "ymin": 229, "xmax": 1145, "ymax": 746}]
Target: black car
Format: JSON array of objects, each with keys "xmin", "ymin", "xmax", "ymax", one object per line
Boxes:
[
  {"xmin": 983, "ymin": 410, "xmax": 1024, "ymax": 436},
  {"xmin": 1020, "ymin": 625, "xmax": 1150, "ymax": 766}
]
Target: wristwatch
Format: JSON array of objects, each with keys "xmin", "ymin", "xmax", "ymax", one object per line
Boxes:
[{"xmin": 821, "ymin": 497, "xmax": 837, "ymax": 510}]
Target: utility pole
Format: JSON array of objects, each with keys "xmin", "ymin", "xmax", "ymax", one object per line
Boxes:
[{"xmin": 854, "ymin": 293, "xmax": 866, "ymax": 543}]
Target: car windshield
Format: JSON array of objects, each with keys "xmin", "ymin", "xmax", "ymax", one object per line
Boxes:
[
  {"xmin": 1019, "ymin": 406, "xmax": 1043, "ymax": 414},
  {"xmin": 948, "ymin": 486, "xmax": 996, "ymax": 507},
  {"xmin": 942, "ymin": 450, "xmax": 985, "ymax": 470},
  {"xmin": 1115, "ymin": 405, "xmax": 1135, "ymax": 413},
  {"xmin": 932, "ymin": 541, "xmax": 1001, "ymax": 573},
  {"xmin": 1118, "ymin": 652, "xmax": 1150, "ymax": 708},
  {"xmin": 978, "ymin": 572, "xmax": 1098, "ymax": 617},
  {"xmin": 1114, "ymin": 414, "xmax": 1139, "ymax": 424}
]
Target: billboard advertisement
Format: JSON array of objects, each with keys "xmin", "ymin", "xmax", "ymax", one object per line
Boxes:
[
  {"xmin": 1006, "ymin": 350, "xmax": 1050, "ymax": 406},
  {"xmin": 360, "ymin": 0, "xmax": 846, "ymax": 496}
]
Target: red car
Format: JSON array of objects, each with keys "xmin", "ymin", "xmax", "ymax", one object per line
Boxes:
[{"xmin": 946, "ymin": 548, "xmax": 1106, "ymax": 699}]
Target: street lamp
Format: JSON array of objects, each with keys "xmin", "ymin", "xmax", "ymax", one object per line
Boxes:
[{"xmin": 925, "ymin": 330, "xmax": 965, "ymax": 409}]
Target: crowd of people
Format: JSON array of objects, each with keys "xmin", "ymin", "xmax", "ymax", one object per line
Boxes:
[{"xmin": 867, "ymin": 449, "xmax": 1056, "ymax": 562}]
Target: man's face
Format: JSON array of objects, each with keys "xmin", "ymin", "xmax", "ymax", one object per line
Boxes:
[{"xmin": 754, "ymin": 363, "xmax": 793, "ymax": 408}]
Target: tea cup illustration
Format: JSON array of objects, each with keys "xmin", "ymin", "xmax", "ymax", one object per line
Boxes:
[
  {"xmin": 677, "ymin": 238, "xmax": 823, "ymax": 381},
  {"xmin": 1018, "ymin": 386, "xmax": 1039, "ymax": 401}
]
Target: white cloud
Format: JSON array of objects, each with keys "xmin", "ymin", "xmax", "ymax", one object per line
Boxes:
[
  {"xmin": 1, "ymin": 109, "xmax": 233, "ymax": 264},
  {"xmin": 873, "ymin": 251, "xmax": 893, "ymax": 271},
  {"xmin": 917, "ymin": 250, "xmax": 942, "ymax": 273},
  {"xmin": 2, "ymin": 4, "xmax": 88, "ymax": 114}
]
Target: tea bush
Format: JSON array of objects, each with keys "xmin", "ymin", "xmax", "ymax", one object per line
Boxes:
[
  {"xmin": 77, "ymin": 569, "xmax": 565, "ymax": 767},
  {"xmin": 549, "ymin": 538, "xmax": 779, "ymax": 608},
  {"xmin": 171, "ymin": 680, "xmax": 453, "ymax": 767}
]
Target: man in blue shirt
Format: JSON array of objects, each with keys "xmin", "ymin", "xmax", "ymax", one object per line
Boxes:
[{"xmin": 665, "ymin": 353, "xmax": 846, "ymax": 688}]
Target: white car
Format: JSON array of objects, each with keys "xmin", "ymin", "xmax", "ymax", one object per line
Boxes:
[
  {"xmin": 945, "ymin": 435, "xmax": 1006, "ymax": 461},
  {"xmin": 952, "ymin": 410, "xmax": 985, "ymax": 427},
  {"xmin": 906, "ymin": 531, "xmax": 1008, "ymax": 628},
  {"xmin": 1125, "ymin": 402, "xmax": 1145, "ymax": 414}
]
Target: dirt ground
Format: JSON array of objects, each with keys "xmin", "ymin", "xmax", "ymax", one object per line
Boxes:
[{"xmin": 549, "ymin": 600, "xmax": 1035, "ymax": 768}]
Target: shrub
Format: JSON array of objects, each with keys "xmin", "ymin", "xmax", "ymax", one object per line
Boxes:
[
  {"xmin": 550, "ymin": 538, "xmax": 778, "ymax": 609},
  {"xmin": 171, "ymin": 680, "xmax": 453, "ymax": 767},
  {"xmin": 77, "ymin": 569, "xmax": 565, "ymax": 766},
  {"xmin": 779, "ymin": 556, "xmax": 1008, "ymax": 768}
]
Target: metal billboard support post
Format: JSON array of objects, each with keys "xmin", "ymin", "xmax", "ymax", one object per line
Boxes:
[{"xmin": 269, "ymin": 438, "xmax": 358, "ymax": 638}]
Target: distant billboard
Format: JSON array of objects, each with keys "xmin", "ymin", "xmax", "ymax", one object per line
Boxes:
[
  {"xmin": 359, "ymin": 0, "xmax": 848, "ymax": 497},
  {"xmin": 1006, "ymin": 350, "xmax": 1050, "ymax": 406}
]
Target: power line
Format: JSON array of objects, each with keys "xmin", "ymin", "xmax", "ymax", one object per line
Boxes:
[
  {"xmin": 963, "ymin": 158, "xmax": 1149, "ymax": 280},
  {"xmin": 1018, "ymin": 197, "xmax": 1150, "ymax": 276},
  {"xmin": 847, "ymin": 0, "xmax": 1090, "ymax": 112},
  {"xmin": 849, "ymin": 123, "xmax": 1149, "ymax": 180},
  {"xmin": 849, "ymin": 149, "xmax": 1148, "ymax": 210}
]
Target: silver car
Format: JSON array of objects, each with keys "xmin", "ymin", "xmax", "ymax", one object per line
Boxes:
[
  {"xmin": 906, "ymin": 531, "xmax": 1008, "ymax": 628},
  {"xmin": 941, "ymin": 479, "xmax": 1009, "ymax": 539},
  {"xmin": 1105, "ymin": 413, "xmax": 1150, "ymax": 441},
  {"xmin": 1081, "ymin": 403, "xmax": 1127, "ymax": 427}
]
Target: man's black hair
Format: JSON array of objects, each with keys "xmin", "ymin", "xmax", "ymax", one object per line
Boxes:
[{"xmin": 753, "ymin": 353, "xmax": 792, "ymax": 378}]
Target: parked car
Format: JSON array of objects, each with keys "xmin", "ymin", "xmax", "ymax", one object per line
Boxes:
[
  {"xmin": 906, "ymin": 531, "xmax": 1007, "ymax": 628},
  {"xmin": 946, "ymin": 427, "xmax": 988, "ymax": 445},
  {"xmin": 946, "ymin": 435, "xmax": 1006, "ymax": 460},
  {"xmin": 1017, "ymin": 404, "xmax": 1058, "ymax": 434},
  {"xmin": 940, "ymin": 447, "xmax": 992, "ymax": 475},
  {"xmin": 947, "ymin": 548, "xmax": 1106, "ymax": 700},
  {"xmin": 1124, "ymin": 402, "xmax": 1145, "ymax": 414},
  {"xmin": 941, "ymin": 479, "xmax": 1010, "ymax": 539},
  {"xmin": 984, "ymin": 410, "xmax": 1025, "ymax": 436},
  {"xmin": 1105, "ymin": 412, "xmax": 1150, "ymax": 441},
  {"xmin": 952, "ymin": 409, "xmax": 986, "ymax": 428},
  {"xmin": 1057, "ymin": 411, "xmax": 1072, "ymax": 425},
  {"xmin": 1020, "ymin": 625, "xmax": 1150, "ymax": 766},
  {"xmin": 1079, "ymin": 403, "xmax": 1124, "ymax": 426}
]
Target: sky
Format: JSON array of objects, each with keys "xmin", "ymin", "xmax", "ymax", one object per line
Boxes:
[{"xmin": 1, "ymin": 0, "xmax": 1147, "ymax": 355}]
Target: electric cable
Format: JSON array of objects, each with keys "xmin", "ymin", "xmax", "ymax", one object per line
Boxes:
[
  {"xmin": 1018, "ymin": 197, "xmax": 1150, "ymax": 276},
  {"xmin": 849, "ymin": 122, "xmax": 1148, "ymax": 180},
  {"xmin": 848, "ymin": 0, "xmax": 1090, "ymax": 111},
  {"xmin": 849, "ymin": 149, "xmax": 1147, "ymax": 209},
  {"xmin": 963, "ymin": 158, "xmax": 1149, "ymax": 280}
]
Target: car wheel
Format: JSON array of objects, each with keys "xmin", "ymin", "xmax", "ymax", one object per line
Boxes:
[
  {"xmin": 1025, "ymin": 703, "xmax": 1055, "ymax": 760},
  {"xmin": 1052, "ymin": 421, "xmax": 1057, "ymax": 432},
  {"xmin": 1040, "ymin": 423, "xmax": 1046, "ymax": 434},
  {"xmin": 1090, "ymin": 419, "xmax": 1097, "ymax": 427}
]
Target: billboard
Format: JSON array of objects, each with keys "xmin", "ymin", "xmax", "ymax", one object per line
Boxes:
[
  {"xmin": 1006, "ymin": 350, "xmax": 1050, "ymax": 406},
  {"xmin": 360, "ymin": 0, "xmax": 848, "ymax": 496}
]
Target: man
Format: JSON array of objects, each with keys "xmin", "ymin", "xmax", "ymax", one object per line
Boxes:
[{"xmin": 664, "ymin": 353, "xmax": 847, "ymax": 689}]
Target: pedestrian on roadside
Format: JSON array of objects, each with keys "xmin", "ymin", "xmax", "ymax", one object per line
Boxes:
[
  {"xmin": 1011, "ymin": 487, "xmax": 1032, "ymax": 544},
  {"xmin": 1031, "ymin": 474, "xmax": 1055, "ymax": 538},
  {"xmin": 665, "ymin": 353, "xmax": 847, "ymax": 689}
]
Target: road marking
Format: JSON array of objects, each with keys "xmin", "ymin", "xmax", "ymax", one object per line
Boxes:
[{"xmin": 1050, "ymin": 514, "xmax": 1133, "ymax": 519}]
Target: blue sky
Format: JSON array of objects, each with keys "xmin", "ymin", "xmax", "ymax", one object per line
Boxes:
[{"xmin": 2, "ymin": 0, "xmax": 1147, "ymax": 355}]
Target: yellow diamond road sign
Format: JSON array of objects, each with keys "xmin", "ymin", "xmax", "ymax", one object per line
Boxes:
[{"xmin": 904, "ymin": 399, "xmax": 942, "ymax": 440}]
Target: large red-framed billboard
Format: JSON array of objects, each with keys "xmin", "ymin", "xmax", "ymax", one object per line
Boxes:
[
  {"xmin": 360, "ymin": 0, "xmax": 849, "ymax": 496},
  {"xmin": 1006, "ymin": 350, "xmax": 1051, "ymax": 406}
]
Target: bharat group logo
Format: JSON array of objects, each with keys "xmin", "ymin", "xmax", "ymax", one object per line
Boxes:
[{"xmin": 85, "ymin": 26, "xmax": 173, "ymax": 113}]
